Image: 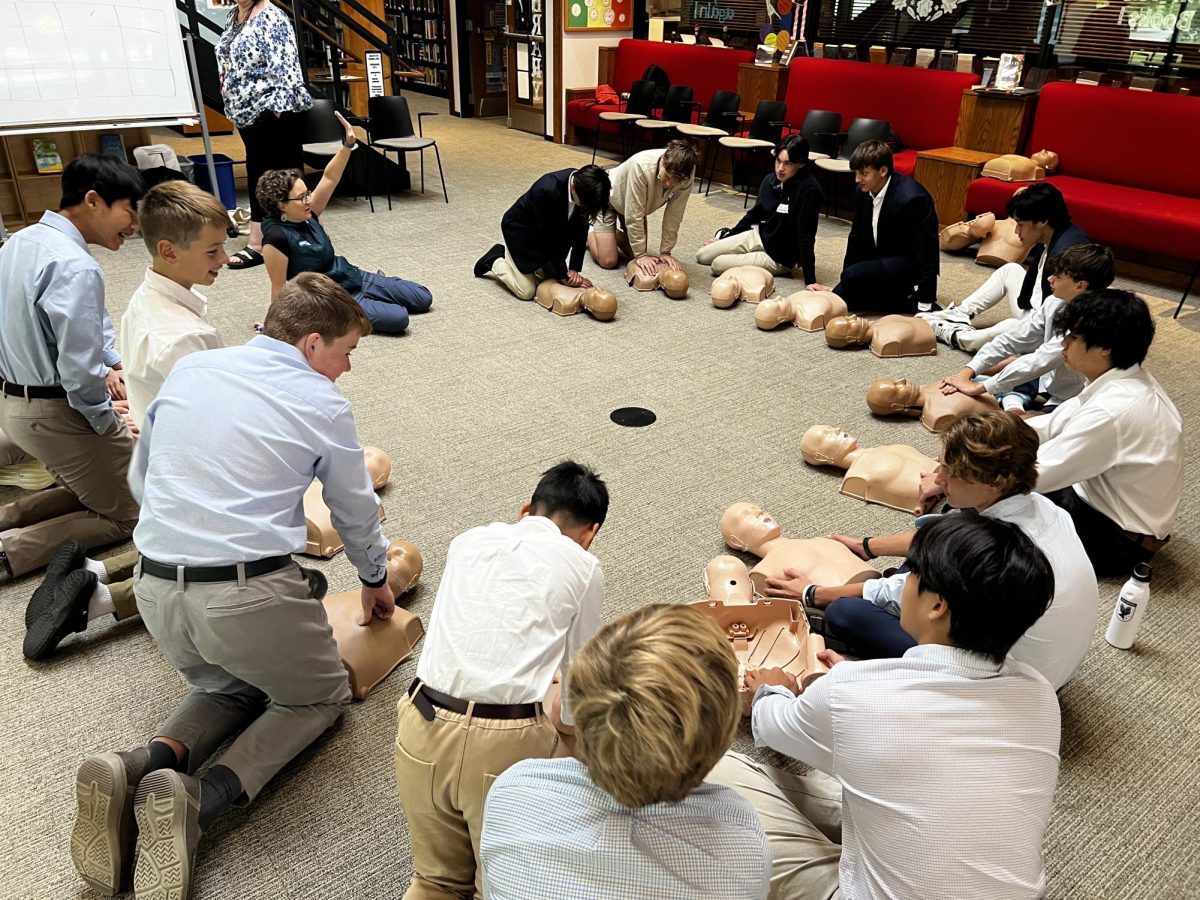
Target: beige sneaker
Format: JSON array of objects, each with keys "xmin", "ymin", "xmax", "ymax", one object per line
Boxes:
[
  {"xmin": 133, "ymin": 770, "xmax": 203, "ymax": 900},
  {"xmin": 71, "ymin": 749, "xmax": 151, "ymax": 895}
]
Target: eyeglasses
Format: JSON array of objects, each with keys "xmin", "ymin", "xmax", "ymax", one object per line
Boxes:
[{"xmin": 285, "ymin": 192, "xmax": 312, "ymax": 204}]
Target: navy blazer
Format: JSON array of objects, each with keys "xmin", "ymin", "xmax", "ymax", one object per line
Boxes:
[
  {"xmin": 501, "ymin": 169, "xmax": 590, "ymax": 278},
  {"xmin": 843, "ymin": 173, "xmax": 939, "ymax": 305},
  {"xmin": 1017, "ymin": 221, "xmax": 1091, "ymax": 310}
]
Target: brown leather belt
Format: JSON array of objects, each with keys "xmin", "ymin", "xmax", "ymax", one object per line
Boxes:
[
  {"xmin": 408, "ymin": 679, "xmax": 541, "ymax": 720},
  {"xmin": 1123, "ymin": 530, "xmax": 1170, "ymax": 552},
  {"xmin": 1, "ymin": 380, "xmax": 67, "ymax": 399}
]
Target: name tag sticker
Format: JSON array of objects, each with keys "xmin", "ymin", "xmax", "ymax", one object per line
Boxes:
[{"xmin": 777, "ymin": 203, "xmax": 790, "ymax": 213}]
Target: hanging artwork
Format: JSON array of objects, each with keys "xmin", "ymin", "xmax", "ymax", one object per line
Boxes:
[
  {"xmin": 564, "ymin": 0, "xmax": 633, "ymax": 31},
  {"xmin": 890, "ymin": 0, "xmax": 967, "ymax": 22}
]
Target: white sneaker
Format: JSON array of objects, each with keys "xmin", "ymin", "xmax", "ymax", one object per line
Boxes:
[
  {"xmin": 917, "ymin": 303, "xmax": 971, "ymax": 326},
  {"xmin": 930, "ymin": 317, "xmax": 969, "ymax": 349}
]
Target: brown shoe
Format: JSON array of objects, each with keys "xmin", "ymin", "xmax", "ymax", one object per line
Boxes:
[
  {"xmin": 133, "ymin": 770, "xmax": 203, "ymax": 900},
  {"xmin": 71, "ymin": 748, "xmax": 151, "ymax": 895}
]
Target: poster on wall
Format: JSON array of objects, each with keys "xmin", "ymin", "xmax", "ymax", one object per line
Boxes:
[{"xmin": 564, "ymin": 0, "xmax": 632, "ymax": 31}]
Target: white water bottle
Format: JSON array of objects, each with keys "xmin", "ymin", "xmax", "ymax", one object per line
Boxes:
[{"xmin": 1105, "ymin": 563, "xmax": 1153, "ymax": 649}]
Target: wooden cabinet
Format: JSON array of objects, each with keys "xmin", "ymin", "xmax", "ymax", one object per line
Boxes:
[
  {"xmin": 914, "ymin": 147, "xmax": 998, "ymax": 228},
  {"xmin": 954, "ymin": 89, "xmax": 1039, "ymax": 155},
  {"xmin": 1, "ymin": 127, "xmax": 150, "ymax": 231},
  {"xmin": 736, "ymin": 63, "xmax": 789, "ymax": 117}
]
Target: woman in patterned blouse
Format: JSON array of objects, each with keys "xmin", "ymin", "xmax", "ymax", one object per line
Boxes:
[{"xmin": 217, "ymin": 0, "xmax": 312, "ymax": 269}]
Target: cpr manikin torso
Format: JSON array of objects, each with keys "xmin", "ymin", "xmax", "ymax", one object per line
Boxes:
[
  {"xmin": 976, "ymin": 216, "xmax": 1037, "ymax": 267},
  {"xmin": 534, "ymin": 280, "xmax": 619, "ymax": 320},
  {"xmin": 624, "ymin": 260, "xmax": 689, "ymax": 299},
  {"xmin": 868, "ymin": 378, "xmax": 998, "ymax": 432},
  {"xmin": 825, "ymin": 314, "xmax": 937, "ymax": 358},
  {"xmin": 323, "ymin": 539, "xmax": 425, "ymax": 698},
  {"xmin": 690, "ymin": 554, "xmax": 829, "ymax": 714},
  {"xmin": 801, "ymin": 424, "xmax": 939, "ymax": 515},
  {"xmin": 711, "ymin": 265, "xmax": 775, "ymax": 308},
  {"xmin": 939, "ymin": 212, "xmax": 995, "ymax": 252},
  {"xmin": 756, "ymin": 291, "xmax": 849, "ymax": 331},
  {"xmin": 304, "ymin": 445, "xmax": 391, "ymax": 558},
  {"xmin": 0, "ymin": 426, "xmax": 54, "ymax": 490}
]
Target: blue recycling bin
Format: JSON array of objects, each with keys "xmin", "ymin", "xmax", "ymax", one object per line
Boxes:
[{"xmin": 189, "ymin": 153, "xmax": 237, "ymax": 210}]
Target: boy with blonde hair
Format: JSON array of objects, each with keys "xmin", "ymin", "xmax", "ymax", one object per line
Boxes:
[
  {"xmin": 24, "ymin": 181, "xmax": 229, "ymax": 660},
  {"xmin": 480, "ymin": 604, "xmax": 771, "ymax": 899}
]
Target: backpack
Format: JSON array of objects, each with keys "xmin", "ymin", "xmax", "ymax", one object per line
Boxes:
[{"xmin": 641, "ymin": 63, "xmax": 670, "ymax": 107}]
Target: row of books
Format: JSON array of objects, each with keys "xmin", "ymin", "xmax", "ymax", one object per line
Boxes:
[
  {"xmin": 394, "ymin": 13, "xmax": 442, "ymax": 38},
  {"xmin": 29, "ymin": 134, "xmax": 125, "ymax": 175},
  {"xmin": 383, "ymin": 0, "xmax": 441, "ymax": 12},
  {"xmin": 403, "ymin": 39, "xmax": 446, "ymax": 64}
]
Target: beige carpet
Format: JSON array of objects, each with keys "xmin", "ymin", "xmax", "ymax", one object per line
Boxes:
[{"xmin": 2, "ymin": 95, "xmax": 1198, "ymax": 899}]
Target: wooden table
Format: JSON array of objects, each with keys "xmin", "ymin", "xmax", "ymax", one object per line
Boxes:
[
  {"xmin": 913, "ymin": 147, "xmax": 999, "ymax": 228},
  {"xmin": 736, "ymin": 63, "xmax": 789, "ymax": 120},
  {"xmin": 954, "ymin": 88, "xmax": 1039, "ymax": 155}
]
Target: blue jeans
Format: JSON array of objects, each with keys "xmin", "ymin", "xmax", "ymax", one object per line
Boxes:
[
  {"xmin": 353, "ymin": 271, "xmax": 433, "ymax": 334},
  {"xmin": 825, "ymin": 596, "xmax": 916, "ymax": 659}
]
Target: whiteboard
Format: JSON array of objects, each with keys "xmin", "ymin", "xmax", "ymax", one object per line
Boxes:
[{"xmin": 0, "ymin": 0, "xmax": 197, "ymax": 129}]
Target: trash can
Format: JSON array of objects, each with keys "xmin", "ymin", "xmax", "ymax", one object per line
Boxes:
[{"xmin": 189, "ymin": 153, "xmax": 237, "ymax": 210}]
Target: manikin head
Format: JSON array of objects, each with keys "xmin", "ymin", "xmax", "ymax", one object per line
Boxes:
[
  {"xmin": 386, "ymin": 539, "xmax": 423, "ymax": 595},
  {"xmin": 719, "ymin": 502, "xmax": 782, "ymax": 552},
  {"xmin": 934, "ymin": 411, "xmax": 1039, "ymax": 510},
  {"xmin": 364, "ymin": 446, "xmax": 392, "ymax": 489},
  {"xmin": 867, "ymin": 378, "xmax": 922, "ymax": 415},
  {"xmin": 659, "ymin": 268, "xmax": 688, "ymax": 299},
  {"xmin": 59, "ymin": 154, "xmax": 145, "ymax": 251},
  {"xmin": 583, "ymin": 287, "xmax": 618, "ymax": 320},
  {"xmin": 264, "ymin": 273, "xmax": 372, "ymax": 382},
  {"xmin": 800, "ymin": 425, "xmax": 859, "ymax": 467},
  {"xmin": 704, "ymin": 555, "xmax": 754, "ymax": 603},
  {"xmin": 710, "ymin": 272, "xmax": 743, "ymax": 308},
  {"xmin": 1030, "ymin": 149, "xmax": 1059, "ymax": 173},
  {"xmin": 519, "ymin": 460, "xmax": 609, "ymax": 550},
  {"xmin": 850, "ymin": 140, "xmax": 892, "ymax": 196},
  {"xmin": 754, "ymin": 295, "xmax": 795, "ymax": 329},
  {"xmin": 824, "ymin": 314, "xmax": 872, "ymax": 348},
  {"xmin": 139, "ymin": 181, "xmax": 230, "ymax": 290}
]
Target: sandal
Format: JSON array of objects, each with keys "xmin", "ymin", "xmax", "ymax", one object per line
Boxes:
[{"xmin": 227, "ymin": 247, "xmax": 264, "ymax": 269}]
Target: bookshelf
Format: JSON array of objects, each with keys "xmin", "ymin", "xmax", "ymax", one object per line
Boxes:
[
  {"xmin": 467, "ymin": 0, "xmax": 508, "ymax": 116},
  {"xmin": 385, "ymin": 0, "xmax": 450, "ymax": 97}
]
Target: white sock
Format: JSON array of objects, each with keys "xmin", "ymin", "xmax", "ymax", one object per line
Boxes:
[
  {"xmin": 83, "ymin": 557, "xmax": 110, "ymax": 582},
  {"xmin": 87, "ymin": 582, "xmax": 115, "ymax": 621},
  {"xmin": 1001, "ymin": 393, "xmax": 1028, "ymax": 412}
]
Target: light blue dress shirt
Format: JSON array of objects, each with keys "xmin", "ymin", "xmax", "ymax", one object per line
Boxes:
[
  {"xmin": 0, "ymin": 211, "xmax": 121, "ymax": 434},
  {"xmin": 481, "ymin": 757, "xmax": 771, "ymax": 900},
  {"xmin": 129, "ymin": 335, "xmax": 387, "ymax": 584}
]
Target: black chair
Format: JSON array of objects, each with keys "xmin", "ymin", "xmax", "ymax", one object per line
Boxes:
[
  {"xmin": 799, "ymin": 109, "xmax": 842, "ymax": 160},
  {"xmin": 718, "ymin": 99, "xmax": 788, "ymax": 206},
  {"xmin": 367, "ymin": 95, "xmax": 447, "ymax": 206},
  {"xmin": 814, "ymin": 117, "xmax": 890, "ymax": 215},
  {"xmin": 593, "ymin": 78, "xmax": 658, "ymax": 162},
  {"xmin": 300, "ymin": 98, "xmax": 361, "ymax": 204},
  {"xmin": 676, "ymin": 90, "xmax": 743, "ymax": 193},
  {"xmin": 635, "ymin": 84, "xmax": 695, "ymax": 144}
]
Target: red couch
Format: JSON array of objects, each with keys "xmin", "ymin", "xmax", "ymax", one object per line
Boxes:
[
  {"xmin": 566, "ymin": 39, "xmax": 754, "ymax": 138},
  {"xmin": 965, "ymin": 83, "xmax": 1200, "ymax": 277},
  {"xmin": 781, "ymin": 58, "xmax": 979, "ymax": 175}
]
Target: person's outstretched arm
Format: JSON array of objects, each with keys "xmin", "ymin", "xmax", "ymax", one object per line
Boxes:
[{"xmin": 308, "ymin": 111, "xmax": 358, "ymax": 217}]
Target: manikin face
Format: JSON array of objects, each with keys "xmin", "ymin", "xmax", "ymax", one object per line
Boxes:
[
  {"xmin": 386, "ymin": 539, "xmax": 423, "ymax": 594},
  {"xmin": 867, "ymin": 378, "xmax": 922, "ymax": 413},
  {"xmin": 305, "ymin": 329, "xmax": 362, "ymax": 382},
  {"xmin": 364, "ymin": 446, "xmax": 392, "ymax": 488},
  {"xmin": 720, "ymin": 502, "xmax": 782, "ymax": 551},
  {"xmin": 161, "ymin": 223, "xmax": 230, "ymax": 288},
  {"xmin": 800, "ymin": 425, "xmax": 859, "ymax": 466},
  {"xmin": 854, "ymin": 165, "xmax": 889, "ymax": 196},
  {"xmin": 774, "ymin": 149, "xmax": 803, "ymax": 184},
  {"xmin": 280, "ymin": 178, "xmax": 314, "ymax": 222}
]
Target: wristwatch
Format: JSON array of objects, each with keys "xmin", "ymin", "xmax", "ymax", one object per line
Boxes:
[
  {"xmin": 342, "ymin": 138, "xmax": 357, "ymax": 149},
  {"xmin": 803, "ymin": 583, "xmax": 818, "ymax": 607}
]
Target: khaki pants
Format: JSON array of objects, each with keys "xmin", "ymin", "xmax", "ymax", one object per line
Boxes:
[
  {"xmin": 695, "ymin": 227, "xmax": 789, "ymax": 276},
  {"xmin": 101, "ymin": 549, "xmax": 141, "ymax": 620},
  {"xmin": 136, "ymin": 563, "xmax": 350, "ymax": 800},
  {"xmin": 395, "ymin": 691, "xmax": 559, "ymax": 899},
  {"xmin": 490, "ymin": 254, "xmax": 545, "ymax": 302},
  {"xmin": 706, "ymin": 751, "xmax": 843, "ymax": 900},
  {"xmin": 0, "ymin": 394, "xmax": 138, "ymax": 577}
]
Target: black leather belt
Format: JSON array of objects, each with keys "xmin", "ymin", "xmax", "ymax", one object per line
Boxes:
[
  {"xmin": 140, "ymin": 554, "xmax": 292, "ymax": 583},
  {"xmin": 408, "ymin": 679, "xmax": 541, "ymax": 721},
  {"xmin": 1, "ymin": 380, "xmax": 67, "ymax": 399}
]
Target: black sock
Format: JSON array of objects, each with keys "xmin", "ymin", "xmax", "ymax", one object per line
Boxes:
[
  {"xmin": 146, "ymin": 740, "xmax": 180, "ymax": 773},
  {"xmin": 199, "ymin": 765, "xmax": 243, "ymax": 831}
]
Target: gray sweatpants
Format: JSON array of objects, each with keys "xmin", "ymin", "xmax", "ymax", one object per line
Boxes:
[{"xmin": 135, "ymin": 562, "xmax": 351, "ymax": 800}]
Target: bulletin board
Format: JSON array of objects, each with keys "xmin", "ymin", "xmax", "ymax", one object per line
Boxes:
[{"xmin": 564, "ymin": 0, "xmax": 633, "ymax": 31}]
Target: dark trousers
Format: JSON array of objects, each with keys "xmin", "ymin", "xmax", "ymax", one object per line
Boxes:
[
  {"xmin": 1043, "ymin": 487, "xmax": 1157, "ymax": 577},
  {"xmin": 834, "ymin": 257, "xmax": 918, "ymax": 313},
  {"xmin": 825, "ymin": 596, "xmax": 917, "ymax": 659},
  {"xmin": 240, "ymin": 110, "xmax": 306, "ymax": 223}
]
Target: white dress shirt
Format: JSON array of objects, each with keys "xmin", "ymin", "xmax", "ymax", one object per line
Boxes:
[
  {"xmin": 752, "ymin": 645, "xmax": 1061, "ymax": 899},
  {"xmin": 120, "ymin": 268, "xmax": 224, "ymax": 429},
  {"xmin": 970, "ymin": 294, "xmax": 1085, "ymax": 402},
  {"xmin": 0, "ymin": 211, "xmax": 121, "ymax": 434},
  {"xmin": 863, "ymin": 493, "xmax": 1097, "ymax": 689},
  {"xmin": 416, "ymin": 515, "xmax": 604, "ymax": 725},
  {"xmin": 129, "ymin": 335, "xmax": 387, "ymax": 584},
  {"xmin": 481, "ymin": 757, "xmax": 770, "ymax": 900},
  {"xmin": 870, "ymin": 176, "xmax": 890, "ymax": 245},
  {"xmin": 1031, "ymin": 364, "xmax": 1183, "ymax": 538}
]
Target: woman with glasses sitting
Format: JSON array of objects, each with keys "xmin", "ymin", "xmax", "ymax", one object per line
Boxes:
[{"xmin": 256, "ymin": 110, "xmax": 432, "ymax": 334}]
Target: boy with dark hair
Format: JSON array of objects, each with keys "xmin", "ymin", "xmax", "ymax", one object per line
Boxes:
[
  {"xmin": 712, "ymin": 513, "xmax": 1060, "ymax": 899},
  {"xmin": 476, "ymin": 165, "xmax": 611, "ymax": 300},
  {"xmin": 921, "ymin": 182, "xmax": 1090, "ymax": 349},
  {"xmin": 1034, "ymin": 289, "xmax": 1181, "ymax": 575},
  {"xmin": 69, "ymin": 273, "xmax": 390, "ymax": 900},
  {"xmin": 938, "ymin": 243, "xmax": 1116, "ymax": 412},
  {"xmin": 807, "ymin": 139, "xmax": 939, "ymax": 312},
  {"xmin": 481, "ymin": 604, "xmax": 771, "ymax": 899},
  {"xmin": 0, "ymin": 154, "xmax": 143, "ymax": 585},
  {"xmin": 696, "ymin": 134, "xmax": 822, "ymax": 282},
  {"xmin": 396, "ymin": 460, "xmax": 608, "ymax": 899}
]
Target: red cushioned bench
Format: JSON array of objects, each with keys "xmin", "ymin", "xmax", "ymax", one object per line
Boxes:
[
  {"xmin": 965, "ymin": 82, "xmax": 1200, "ymax": 310},
  {"xmin": 565, "ymin": 39, "xmax": 754, "ymax": 143},
  {"xmin": 780, "ymin": 58, "xmax": 979, "ymax": 176}
]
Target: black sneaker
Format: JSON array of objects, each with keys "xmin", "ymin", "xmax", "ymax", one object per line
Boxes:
[
  {"xmin": 71, "ymin": 748, "xmax": 152, "ymax": 896},
  {"xmin": 133, "ymin": 770, "xmax": 203, "ymax": 900},
  {"xmin": 26, "ymin": 538, "xmax": 87, "ymax": 627},
  {"xmin": 24, "ymin": 569, "xmax": 95, "ymax": 660},
  {"xmin": 474, "ymin": 243, "xmax": 505, "ymax": 278}
]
